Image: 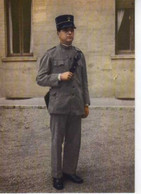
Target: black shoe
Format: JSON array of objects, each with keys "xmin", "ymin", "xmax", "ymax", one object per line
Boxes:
[
  {"xmin": 53, "ymin": 177, "xmax": 64, "ymax": 190},
  {"xmin": 63, "ymin": 173, "xmax": 83, "ymax": 184}
]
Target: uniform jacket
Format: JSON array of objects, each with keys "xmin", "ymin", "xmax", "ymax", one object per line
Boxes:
[{"xmin": 36, "ymin": 44, "xmax": 90, "ymax": 115}]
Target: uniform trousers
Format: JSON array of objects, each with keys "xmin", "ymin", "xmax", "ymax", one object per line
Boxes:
[{"xmin": 50, "ymin": 114, "xmax": 81, "ymax": 178}]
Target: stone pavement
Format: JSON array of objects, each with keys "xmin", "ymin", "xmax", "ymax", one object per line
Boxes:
[{"xmin": 0, "ymin": 98, "xmax": 134, "ymax": 193}]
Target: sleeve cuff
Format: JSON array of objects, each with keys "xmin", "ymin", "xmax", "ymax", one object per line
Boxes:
[{"xmin": 58, "ymin": 74, "xmax": 61, "ymax": 81}]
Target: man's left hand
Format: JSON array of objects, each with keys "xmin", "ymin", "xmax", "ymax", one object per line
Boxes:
[{"xmin": 82, "ymin": 106, "xmax": 89, "ymax": 118}]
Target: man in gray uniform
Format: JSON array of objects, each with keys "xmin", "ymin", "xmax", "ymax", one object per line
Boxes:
[{"xmin": 36, "ymin": 14, "xmax": 90, "ymax": 190}]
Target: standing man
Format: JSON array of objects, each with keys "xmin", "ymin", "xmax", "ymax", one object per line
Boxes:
[{"xmin": 36, "ymin": 14, "xmax": 90, "ymax": 190}]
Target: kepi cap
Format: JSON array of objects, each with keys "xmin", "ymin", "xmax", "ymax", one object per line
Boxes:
[{"xmin": 55, "ymin": 14, "xmax": 76, "ymax": 30}]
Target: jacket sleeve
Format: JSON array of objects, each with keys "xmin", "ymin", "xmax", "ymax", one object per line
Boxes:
[
  {"xmin": 81, "ymin": 53, "xmax": 90, "ymax": 105},
  {"xmin": 36, "ymin": 52, "xmax": 59, "ymax": 87}
]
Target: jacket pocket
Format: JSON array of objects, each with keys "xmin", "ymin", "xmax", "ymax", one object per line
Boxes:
[
  {"xmin": 48, "ymin": 91, "xmax": 57, "ymax": 109},
  {"xmin": 52, "ymin": 59, "xmax": 69, "ymax": 73}
]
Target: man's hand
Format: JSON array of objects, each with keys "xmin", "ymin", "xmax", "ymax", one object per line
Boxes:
[
  {"xmin": 60, "ymin": 72, "xmax": 73, "ymax": 81},
  {"xmin": 82, "ymin": 106, "xmax": 89, "ymax": 118}
]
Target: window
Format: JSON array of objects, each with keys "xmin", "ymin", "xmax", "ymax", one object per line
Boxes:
[
  {"xmin": 116, "ymin": 0, "xmax": 134, "ymax": 54},
  {"xmin": 5, "ymin": 0, "xmax": 32, "ymax": 56}
]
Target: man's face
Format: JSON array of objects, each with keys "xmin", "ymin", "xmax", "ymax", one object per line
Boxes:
[{"xmin": 57, "ymin": 28, "xmax": 74, "ymax": 45}]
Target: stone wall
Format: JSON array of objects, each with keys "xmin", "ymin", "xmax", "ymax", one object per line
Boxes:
[
  {"xmin": 0, "ymin": 0, "xmax": 5, "ymax": 97},
  {"xmin": 0, "ymin": 0, "xmax": 135, "ymax": 98}
]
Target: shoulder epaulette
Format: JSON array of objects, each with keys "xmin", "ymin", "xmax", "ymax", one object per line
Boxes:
[
  {"xmin": 73, "ymin": 46, "xmax": 83, "ymax": 53},
  {"xmin": 47, "ymin": 46, "xmax": 56, "ymax": 52}
]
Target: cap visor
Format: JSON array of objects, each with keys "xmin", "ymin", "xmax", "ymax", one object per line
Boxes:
[{"xmin": 60, "ymin": 24, "xmax": 76, "ymax": 29}]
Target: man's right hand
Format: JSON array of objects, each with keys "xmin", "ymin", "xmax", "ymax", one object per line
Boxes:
[{"xmin": 60, "ymin": 72, "xmax": 73, "ymax": 81}]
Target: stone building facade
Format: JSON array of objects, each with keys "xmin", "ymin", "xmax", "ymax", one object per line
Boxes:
[{"xmin": 0, "ymin": 0, "xmax": 135, "ymax": 98}]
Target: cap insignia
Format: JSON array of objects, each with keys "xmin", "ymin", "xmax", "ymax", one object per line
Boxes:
[{"xmin": 67, "ymin": 17, "xmax": 71, "ymax": 21}]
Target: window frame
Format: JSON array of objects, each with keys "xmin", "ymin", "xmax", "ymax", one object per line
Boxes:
[
  {"xmin": 115, "ymin": 0, "xmax": 135, "ymax": 55},
  {"xmin": 5, "ymin": 0, "xmax": 33, "ymax": 57}
]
